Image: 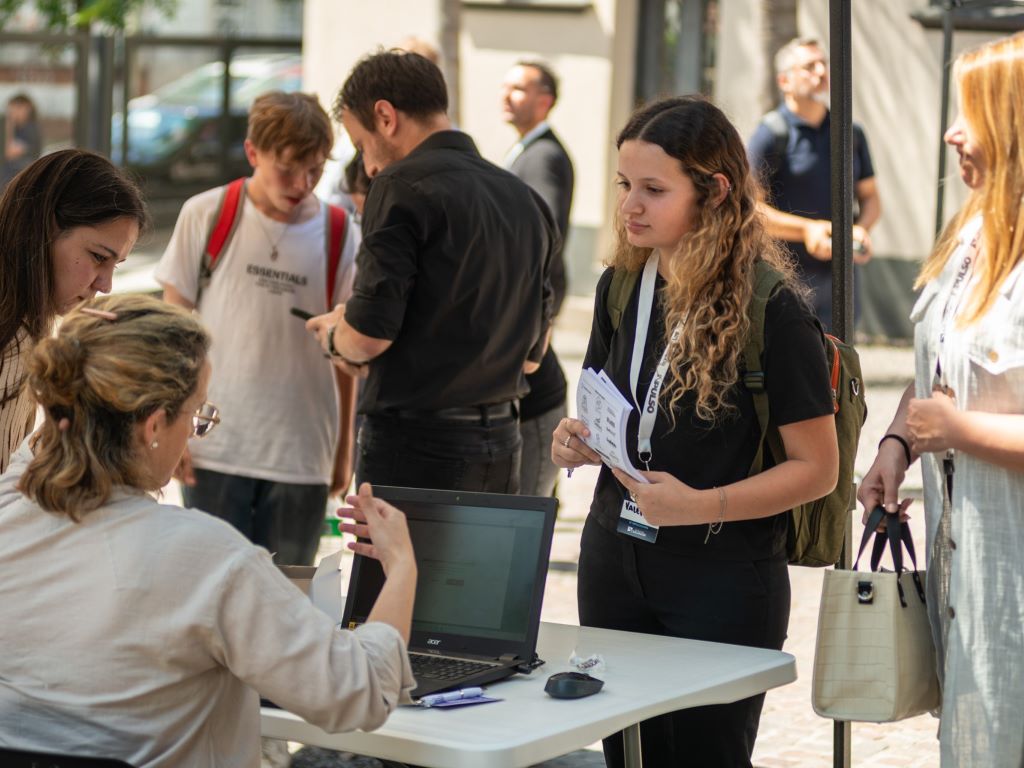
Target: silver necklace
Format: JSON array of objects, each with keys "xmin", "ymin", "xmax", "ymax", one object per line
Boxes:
[{"xmin": 252, "ymin": 202, "xmax": 298, "ymax": 261}]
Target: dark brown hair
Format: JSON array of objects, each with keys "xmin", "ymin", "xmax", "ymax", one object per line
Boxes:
[
  {"xmin": 0, "ymin": 149, "xmax": 148, "ymax": 353},
  {"xmin": 335, "ymin": 50, "xmax": 448, "ymax": 130},
  {"xmin": 516, "ymin": 60, "xmax": 559, "ymax": 104},
  {"xmin": 612, "ymin": 96, "xmax": 797, "ymax": 422}
]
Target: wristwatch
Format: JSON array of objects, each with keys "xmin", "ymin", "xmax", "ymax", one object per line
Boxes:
[{"xmin": 327, "ymin": 325, "xmax": 366, "ymax": 368}]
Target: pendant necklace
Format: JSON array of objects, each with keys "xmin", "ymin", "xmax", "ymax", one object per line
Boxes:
[{"xmin": 253, "ymin": 201, "xmax": 298, "ymax": 261}]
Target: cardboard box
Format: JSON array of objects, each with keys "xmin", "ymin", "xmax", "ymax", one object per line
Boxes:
[{"xmin": 279, "ymin": 550, "xmax": 344, "ymax": 621}]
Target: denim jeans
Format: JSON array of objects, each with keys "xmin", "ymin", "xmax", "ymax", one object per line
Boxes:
[
  {"xmin": 518, "ymin": 402, "xmax": 566, "ymax": 497},
  {"xmin": 355, "ymin": 413, "xmax": 522, "ymax": 494},
  {"xmin": 183, "ymin": 468, "xmax": 328, "ymax": 565}
]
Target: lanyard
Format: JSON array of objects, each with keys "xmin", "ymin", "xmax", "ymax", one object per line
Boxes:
[
  {"xmin": 934, "ymin": 227, "xmax": 979, "ymax": 487},
  {"xmin": 935, "ymin": 230, "xmax": 980, "ymax": 387},
  {"xmin": 628, "ymin": 252, "xmax": 685, "ymax": 469}
]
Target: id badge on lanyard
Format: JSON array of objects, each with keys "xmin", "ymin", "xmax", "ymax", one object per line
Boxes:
[
  {"xmin": 615, "ymin": 252, "xmax": 684, "ymax": 544},
  {"xmin": 933, "ymin": 230, "xmax": 978, "ymax": 494}
]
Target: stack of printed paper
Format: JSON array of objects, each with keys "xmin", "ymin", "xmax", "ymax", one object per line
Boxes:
[{"xmin": 575, "ymin": 368, "xmax": 648, "ymax": 484}]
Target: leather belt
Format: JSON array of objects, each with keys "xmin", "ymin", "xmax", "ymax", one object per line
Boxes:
[{"xmin": 389, "ymin": 401, "xmax": 517, "ymax": 424}]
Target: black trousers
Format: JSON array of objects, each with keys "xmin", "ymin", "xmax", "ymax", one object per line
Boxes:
[
  {"xmin": 355, "ymin": 413, "xmax": 521, "ymax": 494},
  {"xmin": 577, "ymin": 517, "xmax": 790, "ymax": 768}
]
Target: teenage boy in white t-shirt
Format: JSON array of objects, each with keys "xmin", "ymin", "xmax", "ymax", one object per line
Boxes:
[{"xmin": 156, "ymin": 91, "xmax": 359, "ymax": 564}]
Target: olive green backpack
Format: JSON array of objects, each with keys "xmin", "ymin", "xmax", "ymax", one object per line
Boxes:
[{"xmin": 606, "ymin": 261, "xmax": 867, "ymax": 567}]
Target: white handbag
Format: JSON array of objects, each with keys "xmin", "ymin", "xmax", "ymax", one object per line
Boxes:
[{"xmin": 811, "ymin": 506, "xmax": 941, "ymax": 722}]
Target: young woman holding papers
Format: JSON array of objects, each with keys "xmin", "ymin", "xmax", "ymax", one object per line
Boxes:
[{"xmin": 551, "ymin": 96, "xmax": 838, "ymax": 767}]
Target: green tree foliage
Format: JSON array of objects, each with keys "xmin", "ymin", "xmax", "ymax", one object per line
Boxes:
[{"xmin": 0, "ymin": 0, "xmax": 178, "ymax": 31}]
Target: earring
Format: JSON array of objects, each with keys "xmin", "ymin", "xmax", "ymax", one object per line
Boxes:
[{"xmin": 150, "ymin": 440, "xmax": 159, "ymax": 450}]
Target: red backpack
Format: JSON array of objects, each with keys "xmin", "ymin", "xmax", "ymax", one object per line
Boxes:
[{"xmin": 196, "ymin": 177, "xmax": 348, "ymax": 308}]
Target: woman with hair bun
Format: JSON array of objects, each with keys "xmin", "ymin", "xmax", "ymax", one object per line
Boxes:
[
  {"xmin": 551, "ymin": 96, "xmax": 839, "ymax": 766},
  {"xmin": 0, "ymin": 294, "xmax": 417, "ymax": 766},
  {"xmin": 0, "ymin": 149, "xmax": 146, "ymax": 473}
]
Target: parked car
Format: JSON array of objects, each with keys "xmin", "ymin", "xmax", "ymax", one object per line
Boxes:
[{"xmin": 111, "ymin": 53, "xmax": 301, "ymax": 184}]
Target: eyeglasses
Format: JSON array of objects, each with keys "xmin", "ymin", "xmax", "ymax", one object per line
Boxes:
[{"xmin": 191, "ymin": 402, "xmax": 220, "ymax": 438}]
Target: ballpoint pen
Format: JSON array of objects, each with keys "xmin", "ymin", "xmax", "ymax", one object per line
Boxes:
[{"xmin": 418, "ymin": 687, "xmax": 484, "ymax": 707}]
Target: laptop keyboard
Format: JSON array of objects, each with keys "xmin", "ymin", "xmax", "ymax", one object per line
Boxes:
[{"xmin": 409, "ymin": 653, "xmax": 497, "ymax": 681}]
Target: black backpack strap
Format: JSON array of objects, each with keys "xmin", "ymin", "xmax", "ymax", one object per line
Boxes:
[{"xmin": 744, "ymin": 260, "xmax": 786, "ymax": 476}]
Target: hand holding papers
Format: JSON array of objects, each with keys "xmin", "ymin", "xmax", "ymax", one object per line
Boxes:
[{"xmin": 575, "ymin": 368, "xmax": 648, "ymax": 484}]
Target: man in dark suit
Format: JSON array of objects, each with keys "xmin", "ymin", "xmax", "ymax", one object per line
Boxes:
[{"xmin": 501, "ymin": 61, "xmax": 574, "ymax": 497}]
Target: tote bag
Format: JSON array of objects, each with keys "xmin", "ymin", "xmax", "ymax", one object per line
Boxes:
[{"xmin": 812, "ymin": 506, "xmax": 941, "ymax": 722}]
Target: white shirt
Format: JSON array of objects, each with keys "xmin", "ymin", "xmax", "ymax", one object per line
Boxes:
[
  {"xmin": 155, "ymin": 187, "xmax": 358, "ymax": 484},
  {"xmin": 910, "ymin": 215, "xmax": 1024, "ymax": 765},
  {"xmin": 0, "ymin": 445, "xmax": 414, "ymax": 767}
]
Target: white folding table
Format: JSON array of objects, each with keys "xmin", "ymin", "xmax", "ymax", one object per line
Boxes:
[{"xmin": 261, "ymin": 621, "xmax": 796, "ymax": 768}]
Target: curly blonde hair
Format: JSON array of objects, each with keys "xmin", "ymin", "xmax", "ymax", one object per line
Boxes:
[
  {"xmin": 19, "ymin": 294, "xmax": 209, "ymax": 520},
  {"xmin": 611, "ymin": 96, "xmax": 799, "ymax": 424}
]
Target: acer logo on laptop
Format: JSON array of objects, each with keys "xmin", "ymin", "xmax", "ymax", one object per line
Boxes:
[{"xmin": 427, "ymin": 638, "xmax": 442, "ymax": 646}]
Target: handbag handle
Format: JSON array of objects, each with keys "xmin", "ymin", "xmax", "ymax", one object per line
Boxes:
[{"xmin": 854, "ymin": 505, "xmax": 926, "ymax": 607}]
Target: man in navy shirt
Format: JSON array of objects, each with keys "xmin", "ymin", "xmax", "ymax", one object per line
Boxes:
[{"xmin": 748, "ymin": 37, "xmax": 881, "ymax": 332}]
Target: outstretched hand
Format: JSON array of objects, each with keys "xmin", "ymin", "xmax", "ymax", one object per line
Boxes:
[{"xmin": 337, "ymin": 483, "xmax": 415, "ymax": 577}]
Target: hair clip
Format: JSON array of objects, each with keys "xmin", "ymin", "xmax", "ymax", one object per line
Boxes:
[{"xmin": 80, "ymin": 307, "xmax": 119, "ymax": 321}]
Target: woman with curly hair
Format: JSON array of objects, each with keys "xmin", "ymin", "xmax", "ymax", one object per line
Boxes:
[{"xmin": 551, "ymin": 96, "xmax": 838, "ymax": 767}]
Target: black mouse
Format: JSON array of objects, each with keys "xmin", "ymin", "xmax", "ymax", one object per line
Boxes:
[{"xmin": 544, "ymin": 671, "xmax": 604, "ymax": 699}]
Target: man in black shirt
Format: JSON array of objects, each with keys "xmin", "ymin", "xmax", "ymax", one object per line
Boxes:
[
  {"xmin": 501, "ymin": 60, "xmax": 574, "ymax": 498},
  {"xmin": 307, "ymin": 51, "xmax": 557, "ymax": 494}
]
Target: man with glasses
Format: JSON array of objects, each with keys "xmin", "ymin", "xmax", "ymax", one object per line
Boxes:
[
  {"xmin": 747, "ymin": 37, "xmax": 882, "ymax": 333},
  {"xmin": 156, "ymin": 91, "xmax": 359, "ymax": 565}
]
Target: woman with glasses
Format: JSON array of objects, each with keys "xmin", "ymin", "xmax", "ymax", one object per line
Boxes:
[
  {"xmin": 0, "ymin": 149, "xmax": 146, "ymax": 474},
  {"xmin": 0, "ymin": 294, "xmax": 417, "ymax": 766}
]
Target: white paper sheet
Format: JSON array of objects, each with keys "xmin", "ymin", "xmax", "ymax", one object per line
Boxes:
[{"xmin": 575, "ymin": 368, "xmax": 648, "ymax": 484}]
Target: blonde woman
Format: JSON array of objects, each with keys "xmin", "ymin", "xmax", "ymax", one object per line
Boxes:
[
  {"xmin": 858, "ymin": 33, "xmax": 1024, "ymax": 766},
  {"xmin": 0, "ymin": 295, "xmax": 416, "ymax": 766},
  {"xmin": 551, "ymin": 96, "xmax": 838, "ymax": 767}
]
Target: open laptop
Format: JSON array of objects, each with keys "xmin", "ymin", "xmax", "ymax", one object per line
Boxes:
[{"xmin": 342, "ymin": 486, "xmax": 558, "ymax": 700}]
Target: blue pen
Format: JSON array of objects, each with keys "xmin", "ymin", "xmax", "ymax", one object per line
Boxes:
[{"xmin": 419, "ymin": 687, "xmax": 484, "ymax": 707}]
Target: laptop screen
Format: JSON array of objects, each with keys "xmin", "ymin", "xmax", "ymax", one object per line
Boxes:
[{"xmin": 342, "ymin": 486, "xmax": 557, "ymax": 659}]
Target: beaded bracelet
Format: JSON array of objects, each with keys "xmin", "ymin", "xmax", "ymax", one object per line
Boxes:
[{"xmin": 879, "ymin": 433, "xmax": 912, "ymax": 466}]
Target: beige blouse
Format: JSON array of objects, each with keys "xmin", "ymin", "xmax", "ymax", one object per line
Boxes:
[
  {"xmin": 0, "ymin": 445, "xmax": 415, "ymax": 767},
  {"xmin": 911, "ymin": 216, "xmax": 1024, "ymax": 766},
  {"xmin": 0, "ymin": 328, "xmax": 35, "ymax": 474}
]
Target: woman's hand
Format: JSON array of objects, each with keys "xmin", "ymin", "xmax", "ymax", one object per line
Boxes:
[
  {"xmin": 551, "ymin": 417, "xmax": 602, "ymax": 469},
  {"xmin": 857, "ymin": 441, "xmax": 913, "ymax": 527},
  {"xmin": 610, "ymin": 468, "xmax": 707, "ymax": 527},
  {"xmin": 338, "ymin": 483, "xmax": 415, "ymax": 578},
  {"xmin": 906, "ymin": 389, "xmax": 961, "ymax": 454}
]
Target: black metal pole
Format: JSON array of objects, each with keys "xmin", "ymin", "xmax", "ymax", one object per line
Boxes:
[
  {"xmin": 829, "ymin": 1, "xmax": 853, "ymax": 766},
  {"xmin": 935, "ymin": 1, "xmax": 957, "ymax": 237}
]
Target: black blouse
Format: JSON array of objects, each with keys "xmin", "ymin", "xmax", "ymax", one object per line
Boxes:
[{"xmin": 583, "ymin": 266, "xmax": 834, "ymax": 560}]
